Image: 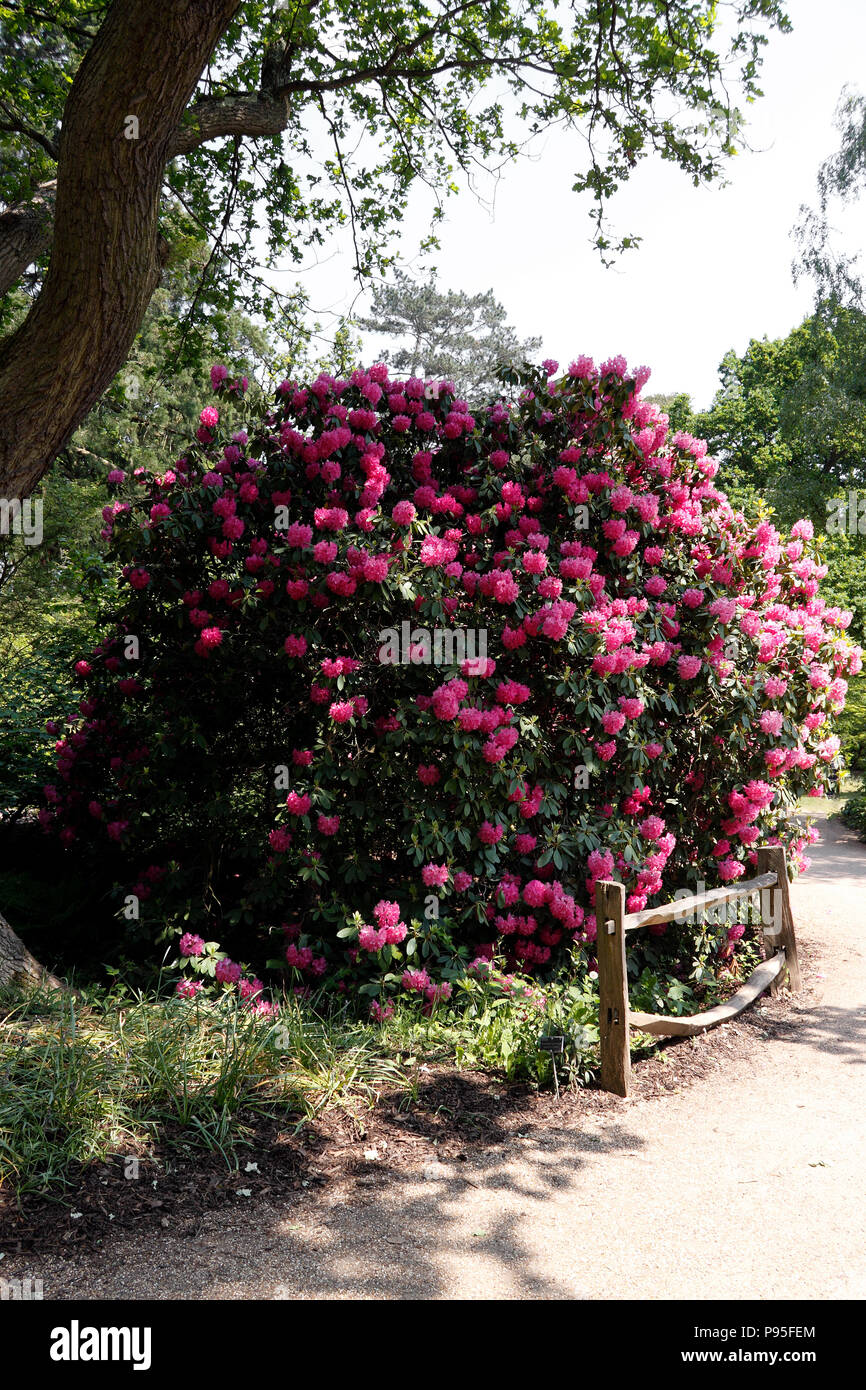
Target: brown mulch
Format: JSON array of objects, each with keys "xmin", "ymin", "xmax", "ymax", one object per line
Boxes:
[{"xmin": 0, "ymin": 966, "xmax": 802, "ymax": 1260}]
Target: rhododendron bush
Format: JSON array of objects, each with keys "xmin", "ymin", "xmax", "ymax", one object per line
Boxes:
[{"xmin": 41, "ymin": 356, "xmax": 861, "ymax": 1010}]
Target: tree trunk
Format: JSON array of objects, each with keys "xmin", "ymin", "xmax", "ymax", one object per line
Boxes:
[
  {"xmin": 0, "ymin": 0, "xmax": 241, "ymax": 501},
  {"xmin": 0, "ymin": 909, "xmax": 65, "ymax": 992}
]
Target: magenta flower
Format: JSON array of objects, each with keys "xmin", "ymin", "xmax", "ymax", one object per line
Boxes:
[
  {"xmin": 359, "ymin": 924, "xmax": 385, "ymax": 951},
  {"xmin": 759, "ymin": 710, "xmax": 784, "ymax": 736},
  {"xmin": 401, "ymin": 969, "xmax": 430, "ymax": 992},
  {"xmin": 370, "ymin": 999, "xmax": 395, "ymax": 1023},
  {"xmin": 329, "ymin": 701, "xmax": 354, "ymax": 723},
  {"xmin": 478, "ymin": 820, "xmax": 505, "ymax": 845},
  {"xmin": 677, "ymin": 655, "xmax": 702, "ymax": 680},
  {"xmin": 422, "ymin": 863, "xmax": 449, "ymax": 887}
]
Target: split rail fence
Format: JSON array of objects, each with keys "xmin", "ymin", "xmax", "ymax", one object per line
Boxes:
[{"xmin": 594, "ymin": 844, "xmax": 801, "ymax": 1097}]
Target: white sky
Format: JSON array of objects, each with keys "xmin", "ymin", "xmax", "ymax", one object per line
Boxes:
[{"xmin": 268, "ymin": 0, "xmax": 866, "ymax": 410}]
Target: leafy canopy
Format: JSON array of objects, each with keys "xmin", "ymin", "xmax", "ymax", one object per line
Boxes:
[{"xmin": 1, "ymin": 0, "xmax": 792, "ymax": 340}]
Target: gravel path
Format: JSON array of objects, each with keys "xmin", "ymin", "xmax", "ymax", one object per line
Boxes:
[{"xmin": 15, "ymin": 807, "xmax": 866, "ymax": 1301}]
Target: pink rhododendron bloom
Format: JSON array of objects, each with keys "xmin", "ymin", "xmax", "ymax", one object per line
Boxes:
[
  {"xmin": 179, "ymin": 933, "xmax": 205, "ymax": 957},
  {"xmin": 759, "ymin": 710, "xmax": 784, "ymax": 736},
  {"xmin": 677, "ymin": 655, "xmax": 702, "ymax": 680},
  {"xmin": 401, "ymin": 968, "xmax": 431, "ymax": 992},
  {"xmin": 359, "ymin": 924, "xmax": 385, "ymax": 951},
  {"xmin": 639, "ymin": 815, "xmax": 665, "ymax": 841},
  {"xmin": 285, "ymin": 943, "xmax": 314, "ymax": 970},
  {"xmin": 198, "ymin": 627, "xmax": 223, "ymax": 650},
  {"xmin": 422, "ymin": 863, "xmax": 449, "ymax": 886},
  {"xmin": 369, "ymin": 902, "xmax": 399, "ymax": 933},
  {"xmin": 718, "ymin": 858, "xmax": 746, "ymax": 882},
  {"xmin": 285, "ymin": 521, "xmax": 313, "ymax": 548},
  {"xmin": 744, "ymin": 779, "xmax": 774, "ymax": 808},
  {"xmin": 496, "ymin": 680, "xmax": 530, "ymax": 705},
  {"xmin": 314, "ymin": 506, "xmax": 349, "ymax": 531},
  {"xmin": 363, "ymin": 555, "xmax": 389, "ymax": 582},
  {"xmin": 370, "ymin": 999, "xmax": 395, "ymax": 1023},
  {"xmin": 478, "ymin": 820, "xmax": 505, "ymax": 845},
  {"xmin": 618, "ymin": 697, "xmax": 645, "ymax": 719},
  {"xmin": 329, "ymin": 701, "xmax": 354, "ymax": 723},
  {"xmin": 523, "ymin": 879, "xmax": 550, "ymax": 907}
]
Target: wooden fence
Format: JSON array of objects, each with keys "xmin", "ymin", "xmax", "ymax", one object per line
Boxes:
[{"xmin": 595, "ymin": 844, "xmax": 801, "ymax": 1097}]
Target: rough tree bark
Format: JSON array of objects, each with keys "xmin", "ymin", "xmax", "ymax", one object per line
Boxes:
[
  {"xmin": 0, "ymin": 0, "xmax": 242, "ymax": 501},
  {"xmin": 0, "ymin": 909, "xmax": 65, "ymax": 992}
]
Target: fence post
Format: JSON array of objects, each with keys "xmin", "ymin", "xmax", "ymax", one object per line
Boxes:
[
  {"xmin": 757, "ymin": 845, "xmax": 801, "ymax": 995},
  {"xmin": 596, "ymin": 879, "xmax": 630, "ymax": 1097}
]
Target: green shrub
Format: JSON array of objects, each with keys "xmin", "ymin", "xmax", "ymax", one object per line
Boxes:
[{"xmin": 841, "ymin": 790, "xmax": 866, "ymax": 840}]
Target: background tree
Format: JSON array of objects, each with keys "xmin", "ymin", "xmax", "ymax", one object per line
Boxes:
[
  {"xmin": 358, "ymin": 268, "xmax": 541, "ymax": 400},
  {"xmin": 644, "ymin": 391, "xmax": 695, "ymax": 432},
  {"xmin": 680, "ymin": 310, "xmax": 866, "ymax": 644},
  {"xmin": 0, "ymin": 0, "xmax": 791, "ymax": 498},
  {"xmin": 793, "ymin": 86, "xmax": 866, "ymax": 307}
]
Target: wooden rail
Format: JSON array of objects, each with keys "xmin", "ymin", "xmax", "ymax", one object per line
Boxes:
[
  {"xmin": 595, "ymin": 845, "xmax": 801, "ymax": 1096},
  {"xmin": 624, "ymin": 873, "xmax": 778, "ymax": 932}
]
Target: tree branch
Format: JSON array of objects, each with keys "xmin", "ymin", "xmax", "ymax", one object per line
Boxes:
[
  {"xmin": 0, "ymin": 181, "xmax": 57, "ymax": 299},
  {"xmin": 0, "ymin": 99, "xmax": 60, "ymax": 160}
]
